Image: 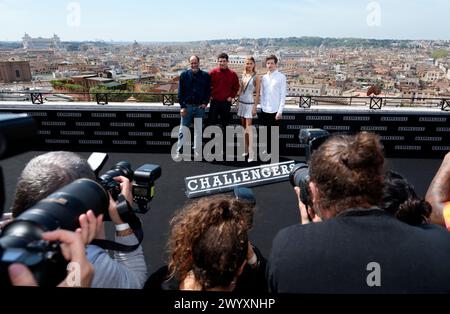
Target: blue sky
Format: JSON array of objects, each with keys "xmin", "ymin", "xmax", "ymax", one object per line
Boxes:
[{"xmin": 0, "ymin": 0, "xmax": 449, "ymax": 41}]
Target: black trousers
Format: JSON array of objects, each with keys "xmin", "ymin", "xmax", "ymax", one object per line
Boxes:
[
  {"xmin": 209, "ymin": 100, "xmax": 232, "ymax": 129},
  {"xmin": 259, "ymin": 111, "xmax": 280, "ymax": 153}
]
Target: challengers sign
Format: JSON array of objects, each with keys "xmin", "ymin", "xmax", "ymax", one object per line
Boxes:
[{"xmin": 185, "ymin": 161, "xmax": 296, "ymax": 198}]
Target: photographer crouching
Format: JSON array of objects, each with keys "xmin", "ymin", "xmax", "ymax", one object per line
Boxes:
[
  {"xmin": 268, "ymin": 132, "xmax": 450, "ymax": 293},
  {"xmin": 7, "ymin": 151, "xmax": 148, "ymax": 289}
]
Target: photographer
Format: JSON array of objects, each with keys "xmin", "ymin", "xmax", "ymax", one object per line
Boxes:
[
  {"xmin": 145, "ymin": 195, "xmax": 267, "ymax": 292},
  {"xmin": 268, "ymin": 132, "xmax": 450, "ymax": 293},
  {"xmin": 10, "ymin": 151, "xmax": 148, "ymax": 289}
]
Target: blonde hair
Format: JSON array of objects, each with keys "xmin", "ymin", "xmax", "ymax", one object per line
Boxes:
[{"xmin": 243, "ymin": 57, "xmax": 257, "ymax": 75}]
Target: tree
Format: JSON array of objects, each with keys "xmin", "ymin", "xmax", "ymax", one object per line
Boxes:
[
  {"xmin": 51, "ymin": 80, "xmax": 64, "ymax": 88},
  {"xmin": 432, "ymin": 49, "xmax": 449, "ymax": 60},
  {"xmin": 124, "ymin": 79, "xmax": 136, "ymax": 91},
  {"xmin": 90, "ymin": 86, "xmax": 129, "ymax": 102},
  {"xmin": 64, "ymin": 84, "xmax": 84, "ymax": 91}
]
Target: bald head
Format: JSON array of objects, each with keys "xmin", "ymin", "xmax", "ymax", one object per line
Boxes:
[{"xmin": 189, "ymin": 55, "xmax": 200, "ymax": 72}]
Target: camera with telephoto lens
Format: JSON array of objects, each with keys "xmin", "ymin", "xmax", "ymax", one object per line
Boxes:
[
  {"xmin": 289, "ymin": 129, "xmax": 330, "ymax": 205},
  {"xmin": 97, "ymin": 159, "xmax": 161, "ymax": 214},
  {"xmin": 0, "ymin": 179, "xmax": 109, "ymax": 287}
]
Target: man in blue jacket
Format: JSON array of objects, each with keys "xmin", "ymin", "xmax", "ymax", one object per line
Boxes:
[{"xmin": 175, "ymin": 55, "xmax": 211, "ymax": 160}]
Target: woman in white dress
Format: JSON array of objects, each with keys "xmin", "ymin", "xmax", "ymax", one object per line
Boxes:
[{"xmin": 237, "ymin": 57, "xmax": 260, "ymax": 162}]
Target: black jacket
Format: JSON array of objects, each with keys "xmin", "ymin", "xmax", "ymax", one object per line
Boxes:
[
  {"xmin": 145, "ymin": 245, "xmax": 267, "ymax": 293},
  {"xmin": 268, "ymin": 208, "xmax": 450, "ymax": 293}
]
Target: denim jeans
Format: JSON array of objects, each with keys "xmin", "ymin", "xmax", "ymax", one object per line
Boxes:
[{"xmin": 176, "ymin": 105, "xmax": 205, "ymax": 153}]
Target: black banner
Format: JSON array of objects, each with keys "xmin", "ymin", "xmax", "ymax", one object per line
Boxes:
[{"xmin": 1, "ymin": 106, "xmax": 449, "ymax": 158}]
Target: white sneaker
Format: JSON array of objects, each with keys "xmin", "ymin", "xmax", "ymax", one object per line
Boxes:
[
  {"xmin": 242, "ymin": 152, "xmax": 249, "ymax": 157},
  {"xmin": 174, "ymin": 152, "xmax": 182, "ymax": 161}
]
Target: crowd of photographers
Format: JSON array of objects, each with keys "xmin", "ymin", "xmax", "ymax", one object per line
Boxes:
[
  {"xmin": 3, "ymin": 151, "xmax": 147, "ymax": 288},
  {"xmin": 1, "ymin": 131, "xmax": 450, "ymax": 292}
]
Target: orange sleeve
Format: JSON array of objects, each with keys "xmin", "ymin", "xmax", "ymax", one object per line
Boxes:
[{"xmin": 444, "ymin": 202, "xmax": 450, "ymax": 231}]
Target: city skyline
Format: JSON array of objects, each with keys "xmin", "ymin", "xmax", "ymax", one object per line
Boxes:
[{"xmin": 0, "ymin": 0, "xmax": 450, "ymax": 42}]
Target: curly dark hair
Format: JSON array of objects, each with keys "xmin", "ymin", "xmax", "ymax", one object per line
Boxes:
[
  {"xmin": 167, "ymin": 195, "xmax": 253, "ymax": 289},
  {"xmin": 382, "ymin": 171, "xmax": 432, "ymax": 225},
  {"xmin": 309, "ymin": 132, "xmax": 385, "ymax": 214}
]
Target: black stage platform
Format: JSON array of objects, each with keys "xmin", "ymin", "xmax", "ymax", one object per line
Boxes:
[
  {"xmin": 1, "ymin": 103, "xmax": 450, "ymax": 158},
  {"xmin": 0, "ymin": 151, "xmax": 442, "ymax": 275}
]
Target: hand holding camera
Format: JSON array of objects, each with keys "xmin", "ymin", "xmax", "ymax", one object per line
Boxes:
[
  {"xmin": 107, "ymin": 176, "xmax": 133, "ymax": 226},
  {"xmin": 293, "ymin": 187, "xmax": 321, "ymax": 225},
  {"xmin": 290, "ymin": 129, "xmax": 330, "ymax": 225},
  {"xmin": 0, "ymin": 179, "xmax": 109, "ymax": 287},
  {"xmin": 107, "ymin": 176, "xmax": 136, "ymax": 237},
  {"xmin": 294, "ymin": 187, "xmax": 311, "ymax": 224},
  {"xmin": 8, "ymin": 229, "xmax": 93, "ymax": 287},
  {"xmin": 76, "ymin": 210, "xmax": 103, "ymax": 245},
  {"xmin": 96, "ymin": 159, "xmax": 161, "ymax": 218}
]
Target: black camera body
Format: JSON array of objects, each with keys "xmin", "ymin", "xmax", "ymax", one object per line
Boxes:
[
  {"xmin": 0, "ymin": 179, "xmax": 109, "ymax": 287},
  {"xmin": 98, "ymin": 161, "xmax": 133, "ymax": 201},
  {"xmin": 289, "ymin": 163, "xmax": 311, "ymax": 205},
  {"xmin": 299, "ymin": 128, "xmax": 331, "ymax": 163},
  {"xmin": 0, "ymin": 239, "xmax": 66, "ymax": 287},
  {"xmin": 97, "ymin": 160, "xmax": 161, "ymax": 215},
  {"xmin": 290, "ymin": 129, "xmax": 330, "ymax": 206}
]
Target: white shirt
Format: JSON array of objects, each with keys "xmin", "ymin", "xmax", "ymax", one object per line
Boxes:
[{"xmin": 260, "ymin": 70, "xmax": 287, "ymax": 114}]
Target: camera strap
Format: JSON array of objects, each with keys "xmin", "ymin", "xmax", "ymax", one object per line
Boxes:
[{"xmin": 91, "ymin": 196, "xmax": 144, "ymax": 252}]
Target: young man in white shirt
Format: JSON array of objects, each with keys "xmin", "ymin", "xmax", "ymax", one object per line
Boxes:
[{"xmin": 259, "ymin": 55, "xmax": 287, "ymax": 155}]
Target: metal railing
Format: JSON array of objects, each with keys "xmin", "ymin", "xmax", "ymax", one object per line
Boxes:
[
  {"xmin": 287, "ymin": 95, "xmax": 450, "ymax": 111},
  {"xmin": 0, "ymin": 91, "xmax": 178, "ymax": 106},
  {"xmin": 0, "ymin": 91, "xmax": 449, "ymax": 111}
]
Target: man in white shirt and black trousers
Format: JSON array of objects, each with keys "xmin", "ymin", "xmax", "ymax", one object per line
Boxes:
[{"xmin": 260, "ymin": 55, "xmax": 287, "ymax": 156}]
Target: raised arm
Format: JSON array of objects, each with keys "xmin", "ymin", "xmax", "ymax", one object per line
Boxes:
[{"xmin": 425, "ymin": 152, "xmax": 450, "ymax": 226}]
